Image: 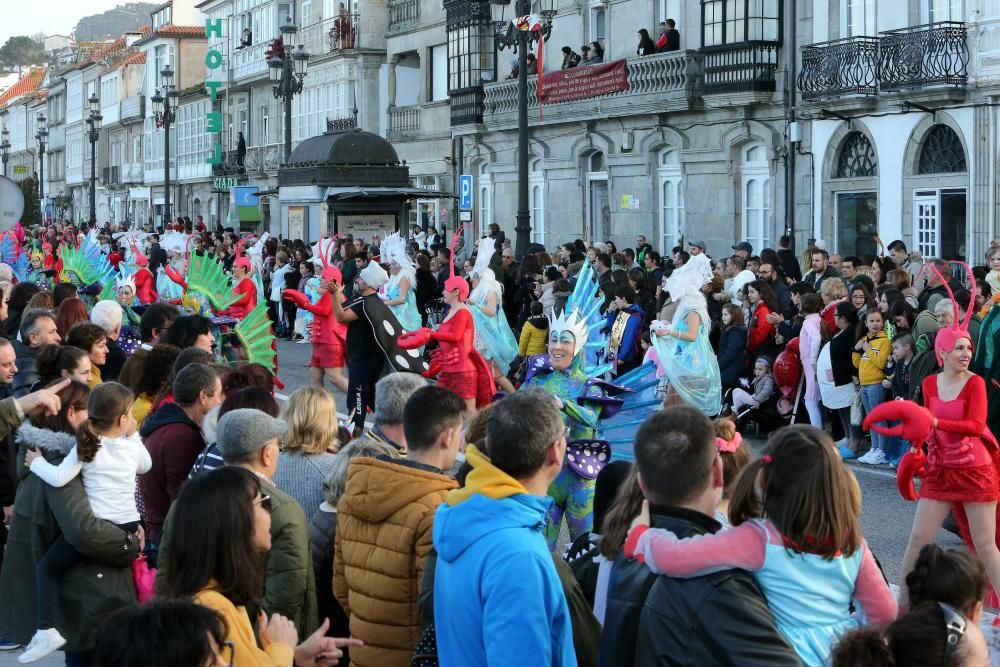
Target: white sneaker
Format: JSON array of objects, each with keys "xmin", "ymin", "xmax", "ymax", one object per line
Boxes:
[
  {"xmin": 864, "ymin": 449, "xmax": 889, "ymax": 466},
  {"xmin": 857, "ymin": 449, "xmax": 875, "ymax": 464},
  {"xmin": 18, "ymin": 628, "xmax": 66, "ymax": 663}
]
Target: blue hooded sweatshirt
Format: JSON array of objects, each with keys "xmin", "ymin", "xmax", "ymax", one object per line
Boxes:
[{"xmin": 432, "ymin": 445, "xmax": 578, "ymax": 667}]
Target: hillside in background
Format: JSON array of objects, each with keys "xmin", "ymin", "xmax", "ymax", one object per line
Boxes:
[{"xmin": 74, "ymin": 2, "xmax": 158, "ymax": 41}]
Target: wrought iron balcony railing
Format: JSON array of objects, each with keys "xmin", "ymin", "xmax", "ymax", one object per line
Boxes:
[
  {"xmin": 450, "ymin": 87, "xmax": 485, "ymax": 126},
  {"xmin": 701, "ymin": 41, "xmax": 779, "ymax": 94},
  {"xmin": 387, "ymin": 105, "xmax": 420, "ymax": 138},
  {"xmin": 299, "ymin": 13, "xmax": 361, "ymax": 54},
  {"xmin": 798, "ymin": 36, "xmax": 879, "ymax": 100},
  {"xmin": 327, "ymin": 117, "xmax": 357, "ymax": 131},
  {"xmin": 878, "ymin": 21, "xmax": 968, "ymax": 91}
]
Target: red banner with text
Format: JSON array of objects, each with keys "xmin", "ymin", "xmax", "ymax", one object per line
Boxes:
[{"xmin": 539, "ymin": 60, "xmax": 629, "ymax": 104}]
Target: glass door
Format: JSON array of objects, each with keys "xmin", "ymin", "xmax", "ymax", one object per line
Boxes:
[
  {"xmin": 588, "ymin": 179, "xmax": 609, "ymax": 242},
  {"xmin": 913, "ymin": 190, "xmax": 940, "ymax": 259},
  {"xmin": 835, "ymin": 191, "xmax": 878, "ymax": 258}
]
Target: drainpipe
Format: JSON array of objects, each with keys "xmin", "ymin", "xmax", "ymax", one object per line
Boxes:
[{"xmin": 784, "ymin": 0, "xmax": 797, "ymax": 252}]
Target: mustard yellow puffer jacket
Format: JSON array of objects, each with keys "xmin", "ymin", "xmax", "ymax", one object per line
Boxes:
[{"xmin": 333, "ymin": 456, "xmax": 457, "ymax": 667}]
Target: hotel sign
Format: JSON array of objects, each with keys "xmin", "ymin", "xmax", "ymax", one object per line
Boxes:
[{"xmin": 204, "ymin": 19, "xmax": 225, "ymax": 165}]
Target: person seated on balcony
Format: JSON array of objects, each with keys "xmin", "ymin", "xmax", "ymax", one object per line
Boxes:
[
  {"xmin": 583, "ymin": 41, "xmax": 604, "ymax": 65},
  {"xmin": 637, "ymin": 29, "xmax": 657, "ymax": 56},
  {"xmin": 657, "ymin": 18, "xmax": 680, "ymax": 52},
  {"xmin": 240, "ymin": 28, "xmax": 252, "ymax": 48},
  {"xmin": 560, "ymin": 46, "xmax": 581, "ymax": 69}
]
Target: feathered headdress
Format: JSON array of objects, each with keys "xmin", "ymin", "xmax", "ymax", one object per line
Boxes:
[
  {"xmin": 379, "ymin": 232, "xmax": 413, "ymax": 271},
  {"xmin": 915, "ymin": 260, "xmax": 976, "ymax": 365},
  {"xmin": 443, "ymin": 225, "xmax": 469, "ymax": 301},
  {"xmin": 471, "ymin": 236, "xmax": 495, "ymax": 279},
  {"xmin": 115, "ymin": 272, "xmax": 136, "ymax": 294},
  {"xmin": 548, "ymin": 308, "xmax": 590, "ymax": 358}
]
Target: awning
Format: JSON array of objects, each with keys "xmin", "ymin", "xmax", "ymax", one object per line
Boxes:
[{"xmin": 324, "ymin": 186, "xmax": 457, "ymax": 200}]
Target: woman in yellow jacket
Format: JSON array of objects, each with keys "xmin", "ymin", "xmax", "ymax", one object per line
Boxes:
[
  {"xmin": 853, "ymin": 309, "xmax": 893, "ymax": 465},
  {"xmin": 158, "ymin": 466, "xmax": 360, "ymax": 666}
]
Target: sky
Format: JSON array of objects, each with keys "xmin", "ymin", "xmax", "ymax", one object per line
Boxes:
[{"xmin": 0, "ymin": 0, "xmax": 129, "ymax": 47}]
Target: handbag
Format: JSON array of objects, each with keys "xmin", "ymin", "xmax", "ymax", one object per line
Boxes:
[
  {"xmin": 131, "ymin": 554, "xmax": 156, "ymax": 603},
  {"xmin": 411, "ymin": 624, "xmax": 438, "ymax": 667},
  {"xmin": 850, "ymin": 391, "xmax": 864, "ymax": 427}
]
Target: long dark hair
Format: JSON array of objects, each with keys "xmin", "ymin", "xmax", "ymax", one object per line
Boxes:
[
  {"xmin": 599, "ymin": 467, "xmax": 645, "ymax": 560},
  {"xmin": 906, "ymin": 543, "xmax": 987, "ymax": 614},
  {"xmin": 93, "ymin": 599, "xmax": 227, "ymax": 667},
  {"xmin": 159, "ymin": 467, "xmax": 265, "ymax": 606},
  {"xmin": 134, "ymin": 344, "xmax": 182, "ymax": 398},
  {"xmin": 77, "ymin": 382, "xmax": 134, "ymax": 463},
  {"xmin": 30, "ymin": 379, "xmax": 90, "ymax": 433},
  {"xmin": 160, "ymin": 315, "xmax": 212, "ymax": 350},
  {"xmin": 747, "ymin": 279, "xmax": 780, "ymax": 314}
]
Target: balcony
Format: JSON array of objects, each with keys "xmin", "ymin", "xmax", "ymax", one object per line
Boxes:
[
  {"xmin": 450, "ymin": 87, "xmax": 485, "ymax": 127},
  {"xmin": 798, "ymin": 37, "xmax": 879, "ymax": 100},
  {"xmin": 878, "ymin": 21, "xmax": 968, "ymax": 91},
  {"xmin": 387, "ymin": 105, "xmax": 419, "ymax": 139},
  {"xmin": 232, "ymin": 41, "xmax": 270, "ymax": 82},
  {"xmin": 387, "ymin": 0, "xmax": 419, "ymax": 32},
  {"xmin": 102, "ymin": 166, "xmax": 120, "ymax": 186},
  {"xmin": 213, "ymin": 149, "xmax": 246, "ymax": 177},
  {"xmin": 701, "ymin": 41, "xmax": 778, "ymax": 94},
  {"xmin": 481, "ymin": 50, "xmax": 701, "ymax": 129},
  {"xmin": 299, "ymin": 14, "xmax": 361, "ymax": 58},
  {"xmin": 245, "ymin": 143, "xmax": 282, "ymax": 175},
  {"xmin": 120, "ymin": 95, "xmax": 145, "ymax": 122},
  {"xmin": 121, "ymin": 163, "xmax": 143, "ymax": 183}
]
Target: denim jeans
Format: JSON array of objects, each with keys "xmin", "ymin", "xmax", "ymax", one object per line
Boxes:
[
  {"xmin": 836, "ymin": 407, "xmax": 862, "ymax": 446},
  {"xmin": 860, "ymin": 384, "xmax": 888, "ymax": 452}
]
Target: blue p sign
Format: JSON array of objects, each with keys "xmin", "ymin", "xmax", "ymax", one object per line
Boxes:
[{"xmin": 460, "ymin": 174, "xmax": 473, "ymax": 211}]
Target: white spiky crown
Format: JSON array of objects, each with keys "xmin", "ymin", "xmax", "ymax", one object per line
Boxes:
[
  {"xmin": 547, "ymin": 308, "xmax": 589, "ymax": 357},
  {"xmin": 115, "ymin": 272, "xmax": 136, "ymax": 293}
]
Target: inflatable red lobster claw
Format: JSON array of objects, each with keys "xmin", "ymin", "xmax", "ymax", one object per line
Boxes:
[{"xmin": 863, "ymin": 400, "xmax": 934, "ymax": 501}]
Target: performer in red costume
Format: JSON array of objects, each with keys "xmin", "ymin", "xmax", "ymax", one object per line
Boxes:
[
  {"xmin": 128, "ymin": 240, "xmax": 158, "ymax": 305},
  {"xmin": 866, "ymin": 262, "xmax": 1000, "ymax": 609},
  {"xmin": 282, "ymin": 239, "xmax": 349, "ymax": 393},
  {"xmin": 398, "ymin": 228, "xmax": 494, "ymax": 415},
  {"xmin": 225, "ymin": 239, "xmax": 258, "ymax": 320}
]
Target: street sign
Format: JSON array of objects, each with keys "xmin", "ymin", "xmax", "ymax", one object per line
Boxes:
[
  {"xmin": 459, "ymin": 174, "xmax": 473, "ymax": 211},
  {"xmin": 459, "ymin": 210, "xmax": 472, "ymax": 222}
]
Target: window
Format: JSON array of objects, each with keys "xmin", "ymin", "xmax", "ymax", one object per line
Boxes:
[
  {"xmin": 445, "ymin": 1, "xmax": 494, "ymax": 93},
  {"xmin": 658, "ymin": 149, "xmax": 684, "ymax": 252},
  {"xmin": 586, "ymin": 151, "xmax": 609, "ymax": 241},
  {"xmin": 590, "ymin": 1, "xmax": 606, "ymax": 46},
  {"xmin": 659, "ymin": 0, "xmax": 681, "ymax": 22},
  {"xmin": 530, "ymin": 160, "xmax": 545, "ymax": 245},
  {"xmin": 261, "ymin": 105, "xmax": 269, "ymax": 144},
  {"xmin": 431, "ymin": 45, "xmax": 449, "ymax": 102},
  {"xmin": 918, "ymin": 125, "xmax": 966, "ymax": 174},
  {"xmin": 701, "ymin": 0, "xmax": 780, "ymax": 46},
  {"xmin": 923, "ymin": 0, "xmax": 962, "ymax": 22},
  {"xmin": 302, "ymin": 0, "xmax": 313, "ymax": 26},
  {"xmin": 740, "ymin": 142, "xmax": 771, "ymax": 251},
  {"xmin": 835, "ymin": 131, "xmax": 878, "ymax": 178},
  {"xmin": 843, "ymin": 0, "xmax": 876, "ymax": 37}
]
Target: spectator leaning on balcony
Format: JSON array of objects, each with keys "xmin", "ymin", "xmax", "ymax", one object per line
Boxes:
[
  {"xmin": 561, "ymin": 45, "xmax": 581, "ymax": 69},
  {"xmin": 637, "ymin": 29, "xmax": 657, "ymax": 56},
  {"xmin": 657, "ymin": 18, "xmax": 681, "ymax": 52},
  {"xmin": 585, "ymin": 41, "xmax": 604, "ymax": 64},
  {"xmin": 506, "ymin": 53, "xmax": 537, "ymax": 79}
]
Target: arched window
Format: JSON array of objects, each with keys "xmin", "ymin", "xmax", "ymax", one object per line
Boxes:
[
  {"xmin": 478, "ymin": 163, "xmax": 492, "ymax": 233},
  {"xmin": 657, "ymin": 149, "xmax": 684, "ymax": 252},
  {"xmin": 918, "ymin": 125, "xmax": 966, "ymax": 174},
  {"xmin": 530, "ymin": 159, "xmax": 546, "ymax": 246},
  {"xmin": 835, "ymin": 131, "xmax": 877, "ymax": 178},
  {"xmin": 740, "ymin": 142, "xmax": 771, "ymax": 250}
]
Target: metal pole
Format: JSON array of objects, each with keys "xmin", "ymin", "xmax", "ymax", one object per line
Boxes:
[
  {"xmin": 164, "ymin": 99, "xmax": 171, "ymax": 225},
  {"xmin": 89, "ymin": 125, "xmax": 97, "ymax": 225},
  {"xmin": 38, "ymin": 143, "xmax": 44, "ymax": 214},
  {"xmin": 283, "ymin": 62, "xmax": 293, "ymax": 163},
  {"xmin": 514, "ymin": 28, "xmax": 530, "ymax": 260},
  {"xmin": 784, "ymin": 0, "xmax": 796, "ymax": 249}
]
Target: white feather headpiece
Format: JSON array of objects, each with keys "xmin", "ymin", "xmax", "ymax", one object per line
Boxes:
[
  {"xmin": 380, "ymin": 232, "xmax": 413, "ymax": 271},
  {"xmin": 472, "ymin": 237, "xmax": 495, "ymax": 278},
  {"xmin": 115, "ymin": 272, "xmax": 136, "ymax": 293}
]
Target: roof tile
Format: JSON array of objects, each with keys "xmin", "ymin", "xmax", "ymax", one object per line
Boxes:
[{"xmin": 0, "ymin": 68, "xmax": 46, "ymax": 109}]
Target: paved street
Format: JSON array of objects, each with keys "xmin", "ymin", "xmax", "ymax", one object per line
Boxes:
[{"xmin": 0, "ymin": 340, "xmax": 965, "ymax": 664}]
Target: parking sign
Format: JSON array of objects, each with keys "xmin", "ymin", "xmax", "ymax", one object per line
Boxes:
[{"xmin": 459, "ymin": 174, "xmax": 473, "ymax": 211}]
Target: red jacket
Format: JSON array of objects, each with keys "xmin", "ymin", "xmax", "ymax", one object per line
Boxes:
[
  {"xmin": 747, "ymin": 302, "xmax": 776, "ymax": 354},
  {"xmin": 229, "ymin": 277, "xmax": 258, "ymax": 319}
]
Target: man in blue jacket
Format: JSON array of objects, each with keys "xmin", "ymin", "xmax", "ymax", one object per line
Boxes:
[{"xmin": 432, "ymin": 389, "xmax": 577, "ymax": 667}]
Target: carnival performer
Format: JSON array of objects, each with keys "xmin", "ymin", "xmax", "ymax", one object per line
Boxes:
[
  {"xmin": 114, "ymin": 275, "xmax": 142, "ymax": 329},
  {"xmin": 223, "ymin": 241, "xmax": 258, "ymax": 320},
  {"xmin": 522, "ymin": 263, "xmax": 624, "ymax": 549},
  {"xmin": 467, "ymin": 238, "xmax": 518, "ymax": 393},
  {"xmin": 648, "ymin": 261, "xmax": 722, "ymax": 415},
  {"xmin": 25, "ymin": 249, "xmax": 48, "ymax": 286},
  {"xmin": 974, "ymin": 243, "xmax": 1000, "ymax": 437},
  {"xmin": 282, "ymin": 239, "xmax": 349, "ymax": 394},
  {"xmin": 397, "ymin": 228, "xmax": 495, "ymax": 415},
  {"xmin": 866, "ymin": 263, "xmax": 1000, "ymax": 609},
  {"xmin": 127, "ymin": 240, "xmax": 158, "ymax": 305},
  {"xmin": 154, "ymin": 232, "xmax": 189, "ymax": 302},
  {"xmin": 377, "ymin": 232, "xmax": 422, "ymax": 332}
]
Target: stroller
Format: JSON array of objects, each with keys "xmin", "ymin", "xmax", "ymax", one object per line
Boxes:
[{"xmin": 729, "ymin": 338, "xmax": 806, "ymax": 437}]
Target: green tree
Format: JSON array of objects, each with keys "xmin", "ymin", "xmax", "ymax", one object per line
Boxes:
[
  {"xmin": 17, "ymin": 177, "xmax": 39, "ymax": 226},
  {"xmin": 53, "ymin": 193, "xmax": 72, "ymax": 220},
  {"xmin": 0, "ymin": 36, "xmax": 46, "ymax": 72}
]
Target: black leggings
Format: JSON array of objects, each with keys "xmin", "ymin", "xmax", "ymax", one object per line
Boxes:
[
  {"xmin": 347, "ymin": 355, "xmax": 383, "ymax": 434},
  {"xmin": 36, "ymin": 520, "xmax": 141, "ymax": 630}
]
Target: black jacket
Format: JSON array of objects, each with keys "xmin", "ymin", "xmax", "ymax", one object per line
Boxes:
[
  {"xmin": 599, "ymin": 506, "xmax": 800, "ymax": 667},
  {"xmin": 11, "ymin": 340, "xmax": 39, "ymax": 399},
  {"xmin": 101, "ymin": 337, "xmax": 126, "ymax": 382},
  {"xmin": 777, "ymin": 248, "xmax": 802, "ymax": 282}
]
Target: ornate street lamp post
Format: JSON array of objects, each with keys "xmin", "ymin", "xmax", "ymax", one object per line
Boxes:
[
  {"xmin": 86, "ymin": 93, "xmax": 103, "ymax": 225},
  {"xmin": 151, "ymin": 65, "xmax": 179, "ymax": 226},
  {"xmin": 0, "ymin": 127, "xmax": 9, "ymax": 178},
  {"xmin": 268, "ymin": 24, "xmax": 310, "ymax": 163},
  {"xmin": 491, "ymin": 0, "xmax": 553, "ymax": 259},
  {"xmin": 35, "ymin": 113, "xmax": 47, "ymax": 211}
]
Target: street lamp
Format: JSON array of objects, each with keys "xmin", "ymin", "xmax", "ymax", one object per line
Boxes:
[
  {"xmin": 152, "ymin": 65, "xmax": 179, "ymax": 226},
  {"xmin": 86, "ymin": 93, "xmax": 103, "ymax": 225},
  {"xmin": 35, "ymin": 113, "xmax": 47, "ymax": 208},
  {"xmin": 268, "ymin": 23, "xmax": 310, "ymax": 163},
  {"xmin": 0, "ymin": 127, "xmax": 9, "ymax": 178},
  {"xmin": 491, "ymin": 0, "xmax": 554, "ymax": 259}
]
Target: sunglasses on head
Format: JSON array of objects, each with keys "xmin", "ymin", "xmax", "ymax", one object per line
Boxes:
[
  {"xmin": 938, "ymin": 602, "xmax": 966, "ymax": 663},
  {"xmin": 255, "ymin": 493, "xmax": 272, "ymax": 513}
]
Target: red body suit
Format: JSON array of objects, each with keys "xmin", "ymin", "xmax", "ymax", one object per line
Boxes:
[
  {"xmin": 428, "ymin": 308, "xmax": 495, "ymax": 406},
  {"xmin": 134, "ymin": 267, "xmax": 158, "ymax": 305},
  {"xmin": 228, "ymin": 277, "xmax": 258, "ymax": 319}
]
